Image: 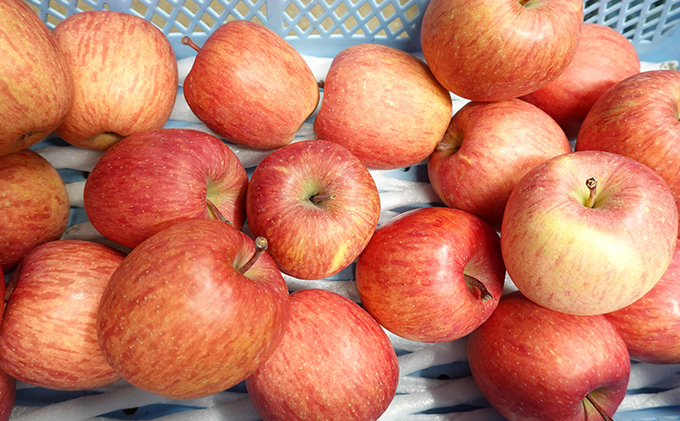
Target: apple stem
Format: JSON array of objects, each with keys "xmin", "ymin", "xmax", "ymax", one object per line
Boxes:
[
  {"xmin": 585, "ymin": 394, "xmax": 615, "ymax": 421},
  {"xmin": 465, "ymin": 275, "xmax": 493, "ymax": 302},
  {"xmin": 206, "ymin": 199, "xmax": 233, "ymax": 226},
  {"xmin": 310, "ymin": 193, "xmax": 336, "ymax": 204},
  {"xmin": 239, "ymin": 237, "xmax": 268, "ymax": 275},
  {"xmin": 436, "ymin": 142, "xmax": 459, "ymax": 153},
  {"xmin": 181, "ymin": 36, "xmax": 201, "ymax": 52},
  {"xmin": 585, "ymin": 177, "xmax": 598, "ymax": 208}
]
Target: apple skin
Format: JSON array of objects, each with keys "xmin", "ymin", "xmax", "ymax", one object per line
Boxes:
[
  {"xmin": 183, "ymin": 20, "xmax": 319, "ymax": 150},
  {"xmin": 0, "ymin": 0, "xmax": 74, "ymax": 156},
  {"xmin": 420, "ymin": 0, "xmax": 583, "ymax": 101},
  {"xmin": 246, "ymin": 289, "xmax": 399, "ymax": 421},
  {"xmin": 520, "ymin": 22, "xmax": 640, "ymax": 140},
  {"xmin": 313, "ymin": 43, "xmax": 452, "ymax": 170},
  {"xmin": 575, "ymin": 70, "xmax": 680, "ymax": 237},
  {"xmin": 604, "ymin": 240, "xmax": 680, "ymax": 364},
  {"xmin": 355, "ymin": 206, "xmax": 505, "ymax": 343},
  {"xmin": 428, "ymin": 99, "xmax": 572, "ymax": 231},
  {"xmin": 52, "ymin": 11, "xmax": 178, "ymax": 150},
  {"xmin": 97, "ymin": 219, "xmax": 291, "ymax": 400},
  {"xmin": 0, "ymin": 267, "xmax": 16, "ymax": 421},
  {"xmin": 84, "ymin": 128, "xmax": 248, "ymax": 250},
  {"xmin": 0, "ymin": 149, "xmax": 70, "ymax": 273},
  {"xmin": 501, "ymin": 150, "xmax": 678, "ymax": 316},
  {"xmin": 0, "ymin": 240, "xmax": 125, "ymax": 390},
  {"xmin": 246, "ymin": 139, "xmax": 380, "ymax": 280},
  {"xmin": 467, "ymin": 291, "xmax": 630, "ymax": 421}
]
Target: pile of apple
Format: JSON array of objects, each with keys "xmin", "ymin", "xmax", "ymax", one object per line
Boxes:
[{"xmin": 2, "ymin": 0, "xmax": 680, "ymax": 419}]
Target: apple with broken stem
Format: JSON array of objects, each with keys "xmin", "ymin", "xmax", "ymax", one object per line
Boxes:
[
  {"xmin": 246, "ymin": 289, "xmax": 399, "ymax": 421},
  {"xmin": 501, "ymin": 150, "xmax": 678, "ymax": 316},
  {"xmin": 246, "ymin": 139, "xmax": 381, "ymax": 280},
  {"xmin": 0, "ymin": 0, "xmax": 74, "ymax": 156},
  {"xmin": 576, "ymin": 70, "xmax": 680, "ymax": 237},
  {"xmin": 97, "ymin": 219, "xmax": 290, "ymax": 400},
  {"xmin": 420, "ymin": 0, "xmax": 583, "ymax": 101},
  {"xmin": 53, "ymin": 10, "xmax": 178, "ymax": 150},
  {"xmin": 84, "ymin": 128, "xmax": 248, "ymax": 250},
  {"xmin": 0, "ymin": 149, "xmax": 70, "ymax": 273},
  {"xmin": 182, "ymin": 20, "xmax": 319, "ymax": 150},
  {"xmin": 313, "ymin": 43, "xmax": 452, "ymax": 170},
  {"xmin": 467, "ymin": 291, "xmax": 630, "ymax": 421},
  {"xmin": 0, "ymin": 240, "xmax": 125, "ymax": 390},
  {"xmin": 520, "ymin": 22, "xmax": 640, "ymax": 140},
  {"xmin": 604, "ymin": 239, "xmax": 680, "ymax": 364},
  {"xmin": 428, "ymin": 98, "xmax": 572, "ymax": 231},
  {"xmin": 355, "ymin": 206, "xmax": 506, "ymax": 343}
]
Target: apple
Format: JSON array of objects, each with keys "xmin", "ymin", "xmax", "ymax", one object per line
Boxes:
[
  {"xmin": 52, "ymin": 10, "xmax": 177, "ymax": 150},
  {"xmin": 467, "ymin": 291, "xmax": 630, "ymax": 421},
  {"xmin": 355, "ymin": 206, "xmax": 506, "ymax": 343},
  {"xmin": 604, "ymin": 239, "xmax": 680, "ymax": 364},
  {"xmin": 576, "ymin": 70, "xmax": 680, "ymax": 236},
  {"xmin": 0, "ymin": 240, "xmax": 125, "ymax": 390},
  {"xmin": 182, "ymin": 20, "xmax": 319, "ymax": 150},
  {"xmin": 0, "ymin": 0, "xmax": 74, "ymax": 156},
  {"xmin": 84, "ymin": 128, "xmax": 249, "ymax": 250},
  {"xmin": 520, "ymin": 22, "xmax": 640, "ymax": 140},
  {"xmin": 428, "ymin": 99, "xmax": 572, "ymax": 231},
  {"xmin": 246, "ymin": 289, "xmax": 399, "ymax": 421},
  {"xmin": 420, "ymin": 0, "xmax": 583, "ymax": 101},
  {"xmin": 501, "ymin": 150, "xmax": 678, "ymax": 316},
  {"xmin": 313, "ymin": 43, "xmax": 452, "ymax": 170},
  {"xmin": 246, "ymin": 139, "xmax": 380, "ymax": 280},
  {"xmin": 0, "ymin": 149, "xmax": 70, "ymax": 273},
  {"xmin": 97, "ymin": 218, "xmax": 291, "ymax": 400}
]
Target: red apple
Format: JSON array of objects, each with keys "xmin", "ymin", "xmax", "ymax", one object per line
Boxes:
[
  {"xmin": 420, "ymin": 0, "xmax": 583, "ymax": 101},
  {"xmin": 0, "ymin": 0, "xmax": 74, "ymax": 156},
  {"xmin": 0, "ymin": 240, "xmax": 125, "ymax": 390},
  {"xmin": 355, "ymin": 206, "xmax": 505, "ymax": 343},
  {"xmin": 604, "ymin": 239, "xmax": 680, "ymax": 364},
  {"xmin": 97, "ymin": 219, "xmax": 290, "ymax": 400},
  {"xmin": 53, "ymin": 10, "xmax": 177, "ymax": 150},
  {"xmin": 501, "ymin": 150, "xmax": 678, "ymax": 316},
  {"xmin": 246, "ymin": 139, "xmax": 380, "ymax": 280},
  {"xmin": 467, "ymin": 291, "xmax": 630, "ymax": 421},
  {"xmin": 182, "ymin": 20, "xmax": 319, "ymax": 150},
  {"xmin": 576, "ymin": 70, "xmax": 680, "ymax": 237},
  {"xmin": 84, "ymin": 128, "xmax": 248, "ymax": 249},
  {"xmin": 428, "ymin": 99, "xmax": 572, "ymax": 231},
  {"xmin": 246, "ymin": 289, "xmax": 399, "ymax": 421},
  {"xmin": 0, "ymin": 149, "xmax": 70, "ymax": 273},
  {"xmin": 314, "ymin": 43, "xmax": 452, "ymax": 170},
  {"xmin": 520, "ymin": 22, "xmax": 640, "ymax": 140}
]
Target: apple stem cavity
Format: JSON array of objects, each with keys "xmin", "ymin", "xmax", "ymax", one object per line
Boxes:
[
  {"xmin": 206, "ymin": 199, "xmax": 233, "ymax": 226},
  {"xmin": 309, "ymin": 193, "xmax": 336, "ymax": 204},
  {"xmin": 585, "ymin": 394, "xmax": 615, "ymax": 421},
  {"xmin": 465, "ymin": 274, "xmax": 493, "ymax": 301},
  {"xmin": 585, "ymin": 177, "xmax": 598, "ymax": 208},
  {"xmin": 238, "ymin": 237, "xmax": 268, "ymax": 275},
  {"xmin": 181, "ymin": 36, "xmax": 201, "ymax": 52}
]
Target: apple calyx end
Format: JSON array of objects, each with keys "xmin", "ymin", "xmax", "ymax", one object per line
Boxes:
[
  {"xmin": 238, "ymin": 236, "xmax": 269, "ymax": 275},
  {"xmin": 181, "ymin": 36, "xmax": 201, "ymax": 52},
  {"xmin": 585, "ymin": 177, "xmax": 598, "ymax": 208},
  {"xmin": 465, "ymin": 274, "xmax": 493, "ymax": 302}
]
